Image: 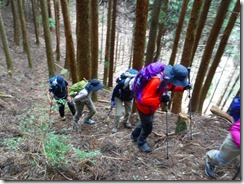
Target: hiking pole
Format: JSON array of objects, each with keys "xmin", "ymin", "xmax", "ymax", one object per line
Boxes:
[
  {"xmin": 187, "ymin": 67, "xmax": 192, "ymax": 140},
  {"xmin": 163, "ymin": 76, "xmax": 170, "ymax": 159},
  {"xmin": 104, "ymin": 106, "xmax": 113, "ymax": 124},
  {"xmin": 165, "ymin": 101, "xmax": 169, "ymax": 159},
  {"xmin": 232, "ymin": 166, "xmax": 240, "ymax": 180}
]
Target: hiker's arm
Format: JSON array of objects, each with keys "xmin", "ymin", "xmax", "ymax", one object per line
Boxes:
[
  {"xmin": 47, "ymin": 91, "xmax": 54, "ymax": 106},
  {"xmin": 66, "ymin": 86, "xmax": 72, "ymax": 102},
  {"xmin": 173, "ymin": 86, "xmax": 184, "ymax": 92},
  {"xmin": 111, "ymin": 83, "xmax": 123, "ymax": 101},
  {"xmin": 73, "ymin": 89, "xmax": 88, "ymax": 102}
]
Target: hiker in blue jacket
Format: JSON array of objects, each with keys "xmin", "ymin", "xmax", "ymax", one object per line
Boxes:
[
  {"xmin": 111, "ymin": 69, "xmax": 138, "ymax": 133},
  {"xmin": 47, "ymin": 75, "xmax": 76, "ymax": 121},
  {"xmin": 73, "ymin": 79, "xmax": 104, "ymax": 126}
]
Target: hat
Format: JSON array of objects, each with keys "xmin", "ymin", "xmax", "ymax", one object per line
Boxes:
[
  {"xmin": 55, "ymin": 75, "xmax": 65, "ymax": 88},
  {"xmin": 89, "ymin": 79, "xmax": 104, "ymax": 91},
  {"xmin": 164, "ymin": 64, "xmax": 188, "ymax": 87}
]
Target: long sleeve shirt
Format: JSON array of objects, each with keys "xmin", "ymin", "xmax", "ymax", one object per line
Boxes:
[{"xmin": 135, "ymin": 76, "xmax": 184, "ymax": 114}]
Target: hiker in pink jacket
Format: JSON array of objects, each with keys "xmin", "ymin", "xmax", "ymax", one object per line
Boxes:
[{"xmin": 205, "ymin": 118, "xmax": 240, "ymax": 178}]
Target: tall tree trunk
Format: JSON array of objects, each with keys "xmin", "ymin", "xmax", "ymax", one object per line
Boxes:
[
  {"xmin": 76, "ymin": 0, "xmax": 91, "ymax": 80},
  {"xmin": 11, "ymin": 0, "xmax": 20, "ymax": 46},
  {"xmin": 221, "ymin": 74, "xmax": 240, "ymax": 110},
  {"xmin": 60, "ymin": 0, "xmax": 77, "ymax": 83},
  {"xmin": 191, "ymin": 0, "xmax": 231, "ymax": 113},
  {"xmin": 0, "ymin": 10, "xmax": 13, "ymax": 75},
  {"xmin": 103, "ymin": 0, "xmax": 112, "ymax": 87},
  {"xmin": 40, "ymin": 0, "xmax": 55, "ymax": 77},
  {"xmin": 203, "ymin": 57, "xmax": 228, "ymax": 114},
  {"xmin": 99, "ymin": 2, "xmax": 105, "ymax": 64},
  {"xmin": 31, "ymin": 0, "xmax": 40, "ymax": 45},
  {"xmin": 145, "ymin": 0, "xmax": 162, "ymax": 66},
  {"xmin": 198, "ymin": 0, "xmax": 240, "ymax": 113},
  {"xmin": 190, "ymin": 0, "xmax": 212, "ymax": 64},
  {"xmin": 171, "ymin": 0, "xmax": 203, "ymax": 114},
  {"xmin": 153, "ymin": 0, "xmax": 168, "ymax": 62},
  {"xmin": 91, "ymin": 0, "xmax": 99, "ymax": 101},
  {"xmin": 132, "ymin": 0, "xmax": 149, "ymax": 70},
  {"xmin": 18, "ymin": 0, "xmax": 33, "ymax": 68},
  {"xmin": 216, "ymin": 69, "xmax": 236, "ymax": 107},
  {"xmin": 169, "ymin": 0, "xmax": 189, "ymax": 66},
  {"xmin": 108, "ymin": 0, "xmax": 117, "ymax": 87},
  {"xmin": 54, "ymin": 0, "xmax": 60, "ymax": 61}
]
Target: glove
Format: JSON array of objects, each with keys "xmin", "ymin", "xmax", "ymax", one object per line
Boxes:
[
  {"xmin": 111, "ymin": 100, "xmax": 116, "ymax": 108},
  {"xmin": 160, "ymin": 94, "xmax": 171, "ymax": 103},
  {"xmin": 184, "ymin": 83, "xmax": 192, "ymax": 90}
]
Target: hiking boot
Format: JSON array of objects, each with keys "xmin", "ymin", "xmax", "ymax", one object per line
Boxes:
[
  {"xmin": 138, "ymin": 143, "xmax": 152, "ymax": 153},
  {"xmin": 124, "ymin": 122, "xmax": 132, "ymax": 128},
  {"xmin": 205, "ymin": 157, "xmax": 216, "ymax": 178},
  {"xmin": 112, "ymin": 127, "xmax": 118, "ymax": 134},
  {"xmin": 84, "ymin": 119, "xmax": 96, "ymax": 125},
  {"xmin": 60, "ymin": 116, "xmax": 66, "ymax": 121},
  {"xmin": 130, "ymin": 134, "xmax": 137, "ymax": 142}
]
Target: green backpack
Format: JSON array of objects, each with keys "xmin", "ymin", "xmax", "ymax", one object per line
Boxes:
[{"xmin": 69, "ymin": 80, "xmax": 88, "ymax": 97}]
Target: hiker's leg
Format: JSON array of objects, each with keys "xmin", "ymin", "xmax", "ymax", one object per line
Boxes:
[
  {"xmin": 206, "ymin": 134, "xmax": 240, "ymax": 166},
  {"xmin": 67, "ymin": 101, "xmax": 76, "ymax": 116},
  {"xmin": 137, "ymin": 111, "xmax": 153, "ymax": 146},
  {"xmin": 84, "ymin": 97, "xmax": 96, "ymax": 121},
  {"xmin": 57, "ymin": 101, "xmax": 65, "ymax": 117},
  {"xmin": 123, "ymin": 100, "xmax": 132, "ymax": 127},
  {"xmin": 113, "ymin": 97, "xmax": 123, "ymax": 130},
  {"xmin": 131, "ymin": 122, "xmax": 142, "ymax": 138},
  {"xmin": 73, "ymin": 101, "xmax": 84, "ymax": 121}
]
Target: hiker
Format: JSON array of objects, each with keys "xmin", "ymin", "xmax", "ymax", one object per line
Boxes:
[
  {"xmin": 73, "ymin": 78, "xmax": 104, "ymax": 125},
  {"xmin": 110, "ymin": 69, "xmax": 138, "ymax": 133},
  {"xmin": 205, "ymin": 97, "xmax": 240, "ymax": 178},
  {"xmin": 130, "ymin": 63, "xmax": 192, "ymax": 153},
  {"xmin": 47, "ymin": 75, "xmax": 76, "ymax": 121}
]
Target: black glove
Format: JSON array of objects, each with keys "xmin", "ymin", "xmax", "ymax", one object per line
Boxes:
[
  {"xmin": 160, "ymin": 94, "xmax": 171, "ymax": 103},
  {"xmin": 184, "ymin": 83, "xmax": 192, "ymax": 90}
]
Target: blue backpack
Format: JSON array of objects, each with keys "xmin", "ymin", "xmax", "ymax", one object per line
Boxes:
[
  {"xmin": 116, "ymin": 69, "xmax": 138, "ymax": 90},
  {"xmin": 227, "ymin": 97, "xmax": 240, "ymax": 122},
  {"xmin": 132, "ymin": 61, "xmax": 166, "ymax": 102}
]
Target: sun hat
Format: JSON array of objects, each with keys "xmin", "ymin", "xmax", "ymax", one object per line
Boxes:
[
  {"xmin": 164, "ymin": 64, "xmax": 188, "ymax": 87},
  {"xmin": 55, "ymin": 75, "xmax": 66, "ymax": 88},
  {"xmin": 89, "ymin": 79, "xmax": 104, "ymax": 91}
]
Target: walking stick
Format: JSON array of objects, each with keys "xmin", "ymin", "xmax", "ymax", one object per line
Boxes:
[
  {"xmin": 104, "ymin": 106, "xmax": 113, "ymax": 124},
  {"xmin": 165, "ymin": 101, "xmax": 169, "ymax": 159},
  {"xmin": 163, "ymin": 76, "xmax": 170, "ymax": 159},
  {"xmin": 187, "ymin": 67, "xmax": 192, "ymax": 140}
]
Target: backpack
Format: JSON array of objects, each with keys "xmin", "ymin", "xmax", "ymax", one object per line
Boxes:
[
  {"xmin": 227, "ymin": 96, "xmax": 240, "ymax": 122},
  {"xmin": 132, "ymin": 61, "xmax": 166, "ymax": 102},
  {"xmin": 69, "ymin": 80, "xmax": 88, "ymax": 97},
  {"xmin": 116, "ymin": 69, "xmax": 138, "ymax": 90}
]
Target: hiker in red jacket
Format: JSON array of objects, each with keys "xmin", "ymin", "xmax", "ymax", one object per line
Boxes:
[{"xmin": 131, "ymin": 64, "xmax": 191, "ymax": 153}]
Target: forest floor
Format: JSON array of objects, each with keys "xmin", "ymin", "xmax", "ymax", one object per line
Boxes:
[{"xmin": 0, "ymin": 2, "xmax": 241, "ymax": 182}]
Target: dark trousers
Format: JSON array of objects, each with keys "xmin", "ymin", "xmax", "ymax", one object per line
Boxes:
[
  {"xmin": 58, "ymin": 101, "xmax": 76, "ymax": 117},
  {"xmin": 131, "ymin": 110, "xmax": 154, "ymax": 146}
]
